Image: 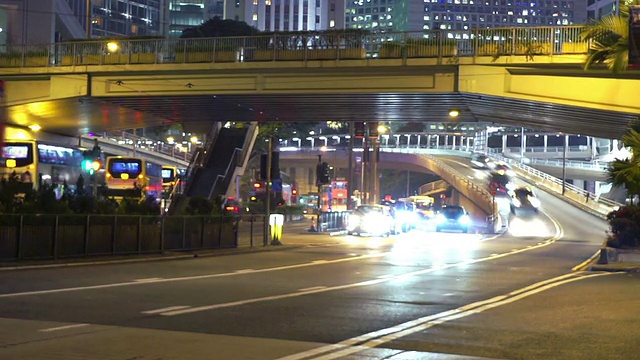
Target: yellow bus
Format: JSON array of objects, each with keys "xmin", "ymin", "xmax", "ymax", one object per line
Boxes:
[
  {"xmin": 0, "ymin": 140, "xmax": 84, "ymax": 197},
  {"xmin": 105, "ymin": 156, "xmax": 163, "ymax": 199},
  {"xmin": 161, "ymin": 165, "xmax": 178, "ymax": 192},
  {"xmin": 406, "ymin": 195, "xmax": 436, "ymax": 219}
]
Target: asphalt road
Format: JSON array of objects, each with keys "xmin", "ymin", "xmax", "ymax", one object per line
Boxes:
[{"xmin": 0, "ymin": 156, "xmax": 638, "ymax": 360}]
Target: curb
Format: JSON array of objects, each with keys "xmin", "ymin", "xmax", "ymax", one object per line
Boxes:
[{"xmin": 0, "ymin": 244, "xmax": 306, "ymax": 271}]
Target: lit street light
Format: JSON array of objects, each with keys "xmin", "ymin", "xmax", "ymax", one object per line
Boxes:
[
  {"xmin": 292, "ymin": 137, "xmax": 301, "ymax": 147},
  {"xmin": 306, "ymin": 136, "xmax": 315, "ymax": 148}
]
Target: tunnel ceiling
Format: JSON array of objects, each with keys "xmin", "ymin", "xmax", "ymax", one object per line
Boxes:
[{"xmin": 10, "ymin": 93, "xmax": 636, "ymax": 139}]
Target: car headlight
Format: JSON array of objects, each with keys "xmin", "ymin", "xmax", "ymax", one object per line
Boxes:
[
  {"xmin": 348, "ymin": 215, "xmax": 360, "ymax": 229},
  {"xmin": 528, "ymin": 196, "xmax": 541, "ymax": 208},
  {"xmin": 506, "ymin": 182, "xmax": 516, "ymax": 191},
  {"xmin": 458, "ymin": 215, "xmax": 471, "ymax": 225},
  {"xmin": 436, "ymin": 214, "xmax": 446, "ymax": 224}
]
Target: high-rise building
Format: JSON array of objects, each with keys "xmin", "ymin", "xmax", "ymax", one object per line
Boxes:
[
  {"xmin": 587, "ymin": 0, "xmax": 617, "ymax": 21},
  {"xmin": 0, "ymin": 0, "xmax": 166, "ymax": 46},
  {"xmin": 346, "ymin": 0, "xmax": 588, "ymax": 33},
  {"xmin": 169, "ymin": 0, "xmax": 207, "ymax": 38},
  {"xmin": 225, "ymin": 0, "xmax": 345, "ymax": 32}
]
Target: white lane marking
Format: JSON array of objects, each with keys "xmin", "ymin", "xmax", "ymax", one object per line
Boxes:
[
  {"xmin": 312, "ymin": 260, "xmax": 328, "ymax": 263},
  {"xmin": 134, "ymin": 278, "xmax": 163, "ymax": 282},
  {"xmin": 0, "ymin": 253, "xmax": 388, "ymax": 299},
  {"xmin": 298, "ymin": 286, "xmax": 327, "ymax": 292},
  {"xmin": 142, "ymin": 306, "xmax": 191, "ymax": 314},
  {"xmin": 159, "ymin": 212, "xmax": 564, "ymax": 317},
  {"xmin": 234, "ymin": 269, "xmax": 254, "ymax": 273},
  {"xmin": 278, "ymin": 272, "xmax": 620, "ymax": 360},
  {"xmin": 39, "ymin": 323, "xmax": 89, "ymax": 332}
]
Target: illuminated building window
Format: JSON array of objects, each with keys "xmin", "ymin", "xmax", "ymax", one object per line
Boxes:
[{"xmin": 253, "ymin": 13, "xmax": 258, "ymax": 20}]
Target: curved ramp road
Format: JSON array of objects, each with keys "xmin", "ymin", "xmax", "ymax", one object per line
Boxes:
[{"xmin": 0, "ymin": 156, "xmax": 639, "ymax": 359}]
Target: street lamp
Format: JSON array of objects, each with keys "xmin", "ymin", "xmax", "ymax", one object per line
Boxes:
[
  {"xmin": 292, "ymin": 137, "xmax": 301, "ymax": 147},
  {"xmin": 319, "ymin": 136, "xmax": 328, "ymax": 147},
  {"xmin": 332, "ymin": 135, "xmax": 340, "ymax": 144},
  {"xmin": 306, "ymin": 136, "xmax": 315, "ymax": 148},
  {"xmin": 167, "ymin": 136, "xmax": 175, "ymax": 144}
]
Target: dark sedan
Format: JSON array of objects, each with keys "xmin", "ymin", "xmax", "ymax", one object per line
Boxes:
[{"xmin": 434, "ymin": 205, "xmax": 472, "ymax": 233}]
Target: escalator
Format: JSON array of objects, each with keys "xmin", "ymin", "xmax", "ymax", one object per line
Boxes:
[{"xmin": 168, "ymin": 123, "xmax": 258, "ymax": 213}]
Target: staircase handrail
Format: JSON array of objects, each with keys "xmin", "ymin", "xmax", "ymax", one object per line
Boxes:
[
  {"xmin": 208, "ymin": 147, "xmax": 243, "ymax": 199},
  {"xmin": 184, "ymin": 122, "xmax": 222, "ymax": 194}
]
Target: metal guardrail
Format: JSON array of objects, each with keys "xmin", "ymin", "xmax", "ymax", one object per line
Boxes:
[
  {"xmin": 0, "ymin": 214, "xmax": 242, "ymax": 261},
  {"xmin": 488, "ymin": 153, "xmax": 623, "ymax": 217},
  {"xmin": 0, "ymin": 25, "xmax": 589, "ymax": 68}
]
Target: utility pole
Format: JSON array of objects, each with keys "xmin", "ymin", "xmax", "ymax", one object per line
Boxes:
[
  {"xmin": 86, "ymin": 0, "xmax": 92, "ymax": 39},
  {"xmin": 562, "ymin": 134, "xmax": 567, "ymax": 195},
  {"xmin": 347, "ymin": 123, "xmax": 354, "ymax": 210},
  {"xmin": 316, "ymin": 154, "xmax": 322, "ymax": 229},
  {"xmin": 264, "ymin": 138, "xmax": 272, "ymax": 246}
]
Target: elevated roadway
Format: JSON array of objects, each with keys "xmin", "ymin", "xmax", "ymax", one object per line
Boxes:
[{"xmin": 0, "ymin": 26, "xmax": 637, "ymax": 139}]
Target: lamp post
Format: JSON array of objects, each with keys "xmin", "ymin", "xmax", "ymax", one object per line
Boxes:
[
  {"xmin": 292, "ymin": 137, "xmax": 301, "ymax": 148},
  {"xmin": 86, "ymin": 0, "xmax": 92, "ymax": 39},
  {"xmin": 562, "ymin": 133, "xmax": 568, "ymax": 195},
  {"xmin": 319, "ymin": 136, "xmax": 327, "ymax": 147},
  {"xmin": 306, "ymin": 137, "xmax": 314, "ymax": 148}
]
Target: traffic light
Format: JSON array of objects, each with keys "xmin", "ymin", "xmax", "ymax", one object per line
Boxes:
[
  {"xmin": 354, "ymin": 121, "xmax": 365, "ymax": 138},
  {"xmin": 259, "ymin": 151, "xmax": 280, "ymax": 180},
  {"xmin": 81, "ymin": 151, "xmax": 101, "ymax": 175},
  {"xmin": 368, "ymin": 121, "xmax": 379, "ymax": 138},
  {"xmin": 316, "ymin": 162, "xmax": 331, "ymax": 185}
]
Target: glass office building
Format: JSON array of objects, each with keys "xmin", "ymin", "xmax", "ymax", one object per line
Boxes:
[
  {"xmin": 0, "ymin": 0, "xmax": 165, "ymax": 46},
  {"xmin": 346, "ymin": 0, "xmax": 588, "ymax": 33}
]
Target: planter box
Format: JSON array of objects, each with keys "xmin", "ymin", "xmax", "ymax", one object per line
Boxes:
[
  {"xmin": 24, "ymin": 56, "xmax": 48, "ymax": 67},
  {"xmin": 0, "ymin": 58, "xmax": 21, "ymax": 67},
  {"xmin": 379, "ymin": 47, "xmax": 403, "ymax": 58},
  {"xmin": 130, "ymin": 53, "xmax": 156, "ymax": 64},
  {"xmin": 407, "ymin": 45, "xmax": 456, "ymax": 57},
  {"xmin": 175, "ymin": 51, "xmax": 238, "ymax": 63},
  {"xmin": 562, "ymin": 42, "xmax": 588, "ymax": 53}
]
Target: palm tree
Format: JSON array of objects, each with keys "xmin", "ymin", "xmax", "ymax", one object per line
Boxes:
[
  {"xmin": 607, "ymin": 120, "xmax": 640, "ymax": 202},
  {"xmin": 581, "ymin": 1, "xmax": 640, "ymax": 73}
]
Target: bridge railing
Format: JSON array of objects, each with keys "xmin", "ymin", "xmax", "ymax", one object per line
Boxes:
[
  {"xmin": 90, "ymin": 131, "xmax": 193, "ymax": 163},
  {"xmin": 0, "ymin": 25, "xmax": 589, "ymax": 68}
]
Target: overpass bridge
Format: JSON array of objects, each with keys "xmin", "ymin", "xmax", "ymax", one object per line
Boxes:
[{"xmin": 0, "ymin": 26, "xmax": 637, "ymax": 140}]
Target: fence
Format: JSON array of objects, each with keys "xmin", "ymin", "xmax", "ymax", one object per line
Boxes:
[
  {"xmin": 318, "ymin": 211, "xmax": 349, "ymax": 232},
  {"xmin": 0, "ymin": 25, "xmax": 590, "ymax": 68},
  {"xmin": 0, "ymin": 214, "xmax": 246, "ymax": 261}
]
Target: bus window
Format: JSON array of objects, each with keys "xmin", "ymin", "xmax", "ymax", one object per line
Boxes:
[{"xmin": 108, "ymin": 159, "xmax": 142, "ymax": 178}]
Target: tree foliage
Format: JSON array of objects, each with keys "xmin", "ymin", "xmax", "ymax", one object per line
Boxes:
[
  {"xmin": 580, "ymin": 1, "xmax": 640, "ymax": 72},
  {"xmin": 181, "ymin": 17, "xmax": 260, "ymax": 38},
  {"xmin": 607, "ymin": 119, "xmax": 640, "ymax": 201}
]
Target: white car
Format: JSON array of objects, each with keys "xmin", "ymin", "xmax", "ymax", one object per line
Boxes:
[{"xmin": 347, "ymin": 205, "xmax": 394, "ymax": 236}]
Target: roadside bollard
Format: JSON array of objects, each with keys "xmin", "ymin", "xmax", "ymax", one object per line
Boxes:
[{"xmin": 269, "ymin": 214, "xmax": 284, "ymax": 245}]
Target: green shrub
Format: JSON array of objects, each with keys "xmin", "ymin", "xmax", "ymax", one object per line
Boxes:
[{"xmin": 606, "ymin": 206, "xmax": 640, "ymax": 248}]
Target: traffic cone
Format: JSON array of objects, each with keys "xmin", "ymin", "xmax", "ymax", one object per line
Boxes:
[{"xmin": 309, "ymin": 217, "xmax": 317, "ymax": 232}]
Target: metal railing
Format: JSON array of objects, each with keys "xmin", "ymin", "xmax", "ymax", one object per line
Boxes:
[
  {"xmin": 88, "ymin": 131, "xmax": 194, "ymax": 163},
  {"xmin": 0, "ymin": 214, "xmax": 244, "ymax": 261},
  {"xmin": 489, "ymin": 153, "xmax": 623, "ymax": 217},
  {"xmin": 183, "ymin": 122, "xmax": 222, "ymax": 196},
  {"xmin": 0, "ymin": 25, "xmax": 590, "ymax": 68}
]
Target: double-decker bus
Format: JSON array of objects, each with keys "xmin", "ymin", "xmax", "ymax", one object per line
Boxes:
[
  {"xmin": 0, "ymin": 140, "xmax": 84, "ymax": 197},
  {"xmin": 320, "ymin": 179, "xmax": 348, "ymax": 212},
  {"xmin": 105, "ymin": 156, "xmax": 163, "ymax": 199}
]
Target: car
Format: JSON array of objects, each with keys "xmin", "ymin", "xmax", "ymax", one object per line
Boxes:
[
  {"xmin": 493, "ymin": 161, "xmax": 515, "ymax": 177},
  {"xmin": 347, "ymin": 204, "xmax": 394, "ymax": 236},
  {"xmin": 222, "ymin": 197, "xmax": 242, "ymax": 216},
  {"xmin": 434, "ymin": 205, "xmax": 472, "ymax": 233},
  {"xmin": 488, "ymin": 171, "xmax": 516, "ymax": 195},
  {"xmin": 470, "ymin": 153, "xmax": 495, "ymax": 169},
  {"xmin": 380, "ymin": 199, "xmax": 417, "ymax": 233},
  {"xmin": 509, "ymin": 186, "xmax": 541, "ymax": 216}
]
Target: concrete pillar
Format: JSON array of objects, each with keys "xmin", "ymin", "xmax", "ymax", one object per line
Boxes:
[
  {"xmin": 427, "ymin": 135, "xmax": 431, "ymax": 148},
  {"xmin": 417, "ymin": 134, "xmax": 421, "ymax": 148},
  {"xmin": 543, "ymin": 135, "xmax": 548, "ymax": 152},
  {"xmin": 444, "ymin": 135, "xmax": 448, "ymax": 148},
  {"xmin": 452, "ymin": 135, "xmax": 456, "ymax": 150},
  {"xmin": 501, "ymin": 134, "xmax": 507, "ymax": 154}
]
